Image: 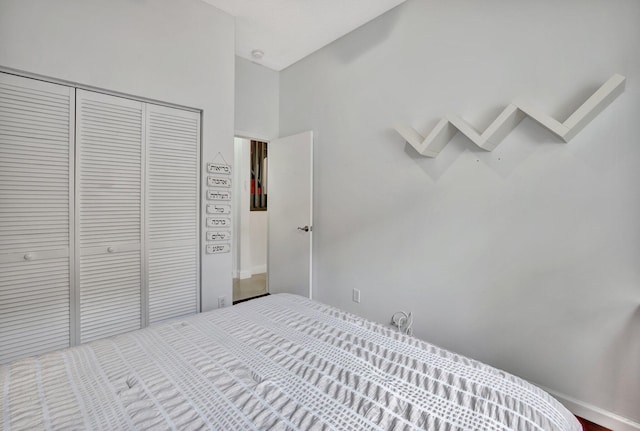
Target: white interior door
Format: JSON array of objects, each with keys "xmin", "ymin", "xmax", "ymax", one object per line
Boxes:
[{"xmin": 267, "ymin": 131, "xmax": 313, "ymax": 298}]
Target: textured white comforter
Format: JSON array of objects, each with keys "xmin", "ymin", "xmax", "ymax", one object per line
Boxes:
[{"xmin": 1, "ymin": 294, "xmax": 581, "ymax": 430}]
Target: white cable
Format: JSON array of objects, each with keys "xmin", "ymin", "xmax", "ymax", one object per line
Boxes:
[{"xmin": 390, "ymin": 311, "xmax": 413, "ymax": 335}]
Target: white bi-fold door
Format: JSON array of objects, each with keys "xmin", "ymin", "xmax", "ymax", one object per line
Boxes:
[
  {"xmin": 146, "ymin": 104, "xmax": 200, "ymax": 324},
  {"xmin": 0, "ymin": 72, "xmax": 201, "ymax": 362},
  {"xmin": 0, "ymin": 73, "xmax": 75, "ymax": 363},
  {"xmin": 75, "ymin": 90, "xmax": 145, "ymax": 343},
  {"xmin": 76, "ymin": 91, "xmax": 200, "ymax": 341}
]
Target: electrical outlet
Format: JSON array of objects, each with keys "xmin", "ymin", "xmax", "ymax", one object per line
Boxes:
[
  {"xmin": 352, "ymin": 288, "xmax": 361, "ymax": 303},
  {"xmin": 218, "ymin": 296, "xmax": 226, "ymax": 308}
]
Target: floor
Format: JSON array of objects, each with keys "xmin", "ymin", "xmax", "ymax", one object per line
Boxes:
[
  {"xmin": 233, "ymin": 273, "xmax": 268, "ymax": 303},
  {"xmin": 577, "ymin": 416, "xmax": 612, "ymax": 431}
]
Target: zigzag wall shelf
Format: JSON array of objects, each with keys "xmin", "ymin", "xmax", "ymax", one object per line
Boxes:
[{"xmin": 395, "ymin": 74, "xmax": 626, "ymax": 157}]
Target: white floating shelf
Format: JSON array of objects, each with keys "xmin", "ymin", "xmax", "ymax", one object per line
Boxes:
[{"xmin": 395, "ymin": 74, "xmax": 626, "ymax": 157}]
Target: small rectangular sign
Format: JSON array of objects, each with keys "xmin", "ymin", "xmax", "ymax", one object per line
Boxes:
[
  {"xmin": 206, "ymin": 217, "xmax": 231, "ymax": 228},
  {"xmin": 207, "ymin": 163, "xmax": 231, "ymax": 175},
  {"xmin": 207, "ymin": 176, "xmax": 231, "ymax": 187},
  {"xmin": 207, "ymin": 204, "xmax": 231, "ymax": 215},
  {"xmin": 207, "ymin": 190, "xmax": 231, "ymax": 201},
  {"xmin": 207, "ymin": 230, "xmax": 231, "ymax": 241},
  {"xmin": 206, "ymin": 243, "xmax": 230, "ymax": 254}
]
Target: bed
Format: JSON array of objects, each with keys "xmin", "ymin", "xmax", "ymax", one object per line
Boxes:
[{"xmin": 1, "ymin": 294, "xmax": 581, "ymax": 430}]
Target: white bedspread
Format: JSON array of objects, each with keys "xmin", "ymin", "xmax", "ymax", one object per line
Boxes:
[{"xmin": 1, "ymin": 294, "xmax": 581, "ymax": 430}]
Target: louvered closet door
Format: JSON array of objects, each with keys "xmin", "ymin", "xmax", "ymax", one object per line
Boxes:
[
  {"xmin": 146, "ymin": 104, "xmax": 200, "ymax": 323},
  {"xmin": 0, "ymin": 72, "xmax": 74, "ymax": 363},
  {"xmin": 76, "ymin": 90, "xmax": 144, "ymax": 343}
]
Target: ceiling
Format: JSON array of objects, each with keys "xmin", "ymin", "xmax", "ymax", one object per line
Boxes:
[{"xmin": 201, "ymin": 0, "xmax": 407, "ymax": 71}]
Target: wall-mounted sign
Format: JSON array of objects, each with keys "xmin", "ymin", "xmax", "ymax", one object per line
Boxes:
[
  {"xmin": 207, "ymin": 230, "xmax": 231, "ymax": 241},
  {"xmin": 206, "ymin": 217, "xmax": 231, "ymax": 228},
  {"xmin": 207, "ymin": 176, "xmax": 231, "ymax": 188},
  {"xmin": 207, "ymin": 190, "xmax": 231, "ymax": 201},
  {"xmin": 206, "ymin": 243, "xmax": 230, "ymax": 254},
  {"xmin": 207, "ymin": 204, "xmax": 231, "ymax": 215},
  {"xmin": 207, "ymin": 163, "xmax": 231, "ymax": 175}
]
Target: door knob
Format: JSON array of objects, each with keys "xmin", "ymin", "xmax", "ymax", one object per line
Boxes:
[{"xmin": 297, "ymin": 226, "xmax": 311, "ymax": 232}]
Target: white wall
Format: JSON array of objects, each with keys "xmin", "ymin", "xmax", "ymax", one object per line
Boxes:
[
  {"xmin": 235, "ymin": 56, "xmax": 279, "ymax": 140},
  {"xmin": 250, "ymin": 211, "xmax": 267, "ymax": 274},
  {"xmin": 279, "ymin": 0, "xmax": 640, "ymax": 428},
  {"xmin": 0, "ymin": 0, "xmax": 235, "ymax": 311}
]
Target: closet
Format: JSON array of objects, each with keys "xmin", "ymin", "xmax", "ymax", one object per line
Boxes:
[{"xmin": 0, "ymin": 72, "xmax": 200, "ymax": 363}]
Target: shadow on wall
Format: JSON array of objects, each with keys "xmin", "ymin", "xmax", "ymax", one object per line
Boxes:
[
  {"xmin": 397, "ymin": 120, "xmax": 565, "ymax": 183},
  {"xmin": 394, "ymin": 74, "xmax": 626, "ymax": 182},
  {"xmin": 331, "ymin": 4, "xmax": 404, "ymax": 65},
  {"xmin": 551, "ymin": 83, "xmax": 606, "ymax": 121},
  {"xmin": 609, "ymin": 301, "xmax": 640, "ymax": 417}
]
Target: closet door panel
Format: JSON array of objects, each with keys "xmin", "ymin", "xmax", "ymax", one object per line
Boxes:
[
  {"xmin": 147, "ymin": 104, "xmax": 199, "ymax": 324},
  {"xmin": 0, "ymin": 258, "xmax": 71, "ymax": 363},
  {"xmin": 79, "ymin": 251, "xmax": 141, "ymax": 342},
  {"xmin": 149, "ymin": 245, "xmax": 197, "ymax": 323},
  {"xmin": 77, "ymin": 91, "xmax": 143, "ymax": 247},
  {"xmin": 76, "ymin": 90, "xmax": 143, "ymax": 342},
  {"xmin": 0, "ymin": 72, "xmax": 74, "ymax": 363}
]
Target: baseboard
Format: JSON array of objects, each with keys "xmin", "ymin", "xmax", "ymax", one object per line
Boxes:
[
  {"xmin": 540, "ymin": 386, "xmax": 640, "ymax": 431},
  {"xmin": 252, "ymin": 264, "xmax": 266, "ymax": 275}
]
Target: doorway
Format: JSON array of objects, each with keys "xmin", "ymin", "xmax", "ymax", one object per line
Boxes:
[
  {"xmin": 232, "ymin": 131, "xmax": 314, "ymax": 303},
  {"xmin": 232, "ymin": 137, "xmax": 268, "ymax": 303}
]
